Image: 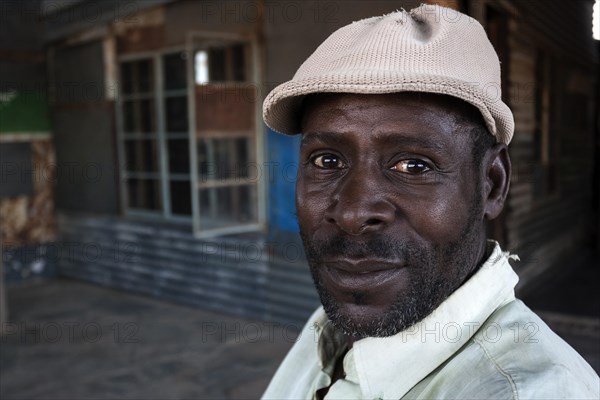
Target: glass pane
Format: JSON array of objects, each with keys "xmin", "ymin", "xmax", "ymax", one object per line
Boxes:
[
  {"xmin": 235, "ymin": 138, "xmax": 250, "ymax": 176},
  {"xmin": 121, "ymin": 62, "xmax": 133, "ymax": 94},
  {"xmin": 170, "ymin": 181, "xmax": 192, "ymax": 215},
  {"xmin": 165, "ymin": 96, "xmax": 188, "ymax": 133},
  {"xmin": 123, "ymin": 100, "xmax": 135, "ymax": 131},
  {"xmin": 127, "ymin": 178, "xmax": 161, "ymax": 210},
  {"xmin": 195, "ymin": 43, "xmax": 249, "ymax": 84},
  {"xmin": 199, "ymin": 185, "xmax": 257, "ymax": 229},
  {"xmin": 199, "ymin": 188, "xmax": 213, "ymax": 226},
  {"xmin": 208, "ymin": 47, "xmax": 226, "ymax": 82},
  {"xmin": 137, "ymin": 59, "xmax": 154, "ymax": 93},
  {"xmin": 231, "ymin": 44, "xmax": 246, "ymax": 81},
  {"xmin": 213, "ymin": 139, "xmax": 231, "ymax": 178},
  {"xmin": 140, "ymin": 99, "xmax": 155, "ymax": 132},
  {"xmin": 237, "ymin": 184, "xmax": 257, "ymax": 222},
  {"xmin": 124, "ymin": 99, "xmax": 156, "ymax": 133},
  {"xmin": 198, "ymin": 137, "xmax": 253, "ymax": 181},
  {"xmin": 120, "ymin": 59, "xmax": 154, "ymax": 95},
  {"xmin": 125, "ymin": 139, "xmax": 159, "ymax": 172},
  {"xmin": 163, "ymin": 52, "xmax": 187, "ymax": 91},
  {"xmin": 195, "ymin": 51, "xmax": 208, "ymax": 84},
  {"xmin": 197, "ymin": 140, "xmax": 211, "ymax": 180},
  {"xmin": 168, "ymin": 139, "xmax": 190, "ymax": 174}
]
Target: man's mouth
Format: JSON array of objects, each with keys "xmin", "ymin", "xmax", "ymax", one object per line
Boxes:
[{"xmin": 321, "ymin": 259, "xmax": 406, "ymax": 291}]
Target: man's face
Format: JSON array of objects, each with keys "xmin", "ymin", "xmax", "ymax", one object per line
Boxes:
[{"xmin": 297, "ymin": 93, "xmax": 489, "ymax": 339}]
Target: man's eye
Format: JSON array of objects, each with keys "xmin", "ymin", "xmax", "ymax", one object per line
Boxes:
[
  {"xmin": 391, "ymin": 159, "xmax": 431, "ymax": 174},
  {"xmin": 312, "ymin": 154, "xmax": 346, "ymax": 169}
]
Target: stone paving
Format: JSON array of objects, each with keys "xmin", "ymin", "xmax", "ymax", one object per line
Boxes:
[
  {"xmin": 1, "ymin": 273, "xmax": 599, "ymax": 400},
  {"xmin": 1, "ymin": 279, "xmax": 299, "ymax": 400}
]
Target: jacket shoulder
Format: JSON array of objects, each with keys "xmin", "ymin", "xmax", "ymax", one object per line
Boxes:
[
  {"xmin": 408, "ymin": 300, "xmax": 599, "ymax": 399},
  {"xmin": 471, "ymin": 299, "xmax": 600, "ymax": 399}
]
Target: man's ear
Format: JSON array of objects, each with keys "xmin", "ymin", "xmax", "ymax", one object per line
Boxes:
[{"xmin": 483, "ymin": 143, "xmax": 511, "ymax": 220}]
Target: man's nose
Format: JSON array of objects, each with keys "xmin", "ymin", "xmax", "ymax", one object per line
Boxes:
[{"xmin": 324, "ymin": 171, "xmax": 396, "ymax": 235}]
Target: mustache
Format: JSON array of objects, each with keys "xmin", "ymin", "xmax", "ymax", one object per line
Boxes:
[{"xmin": 301, "ymin": 233, "xmax": 424, "ymax": 262}]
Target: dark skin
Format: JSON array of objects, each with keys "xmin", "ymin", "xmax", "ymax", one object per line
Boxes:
[{"xmin": 296, "ymin": 93, "xmax": 511, "ymax": 395}]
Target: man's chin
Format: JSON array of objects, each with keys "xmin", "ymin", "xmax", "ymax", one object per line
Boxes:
[{"xmin": 323, "ymin": 300, "xmax": 407, "ymax": 338}]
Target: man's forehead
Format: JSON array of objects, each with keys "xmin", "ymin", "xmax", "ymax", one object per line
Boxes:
[
  {"xmin": 300, "ymin": 130, "xmax": 450, "ymax": 157},
  {"xmin": 300, "ymin": 92, "xmax": 478, "ymax": 138}
]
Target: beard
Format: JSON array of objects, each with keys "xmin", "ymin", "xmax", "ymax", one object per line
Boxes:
[{"xmin": 300, "ymin": 201, "xmax": 485, "ymax": 339}]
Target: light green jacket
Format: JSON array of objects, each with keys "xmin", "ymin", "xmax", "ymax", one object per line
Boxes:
[{"xmin": 262, "ymin": 242, "xmax": 600, "ymax": 399}]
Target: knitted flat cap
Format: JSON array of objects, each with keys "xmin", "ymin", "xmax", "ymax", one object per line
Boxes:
[{"xmin": 263, "ymin": 4, "xmax": 514, "ymax": 144}]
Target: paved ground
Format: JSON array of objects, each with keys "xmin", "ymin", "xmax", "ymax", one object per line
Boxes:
[
  {"xmin": 1, "ymin": 279, "xmax": 298, "ymax": 400},
  {"xmin": 1, "ymin": 267, "xmax": 599, "ymax": 400}
]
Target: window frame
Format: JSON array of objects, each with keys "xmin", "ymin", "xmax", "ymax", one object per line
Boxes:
[
  {"xmin": 186, "ymin": 31, "xmax": 266, "ymax": 238},
  {"xmin": 115, "ymin": 36, "xmax": 266, "ymax": 237},
  {"xmin": 116, "ymin": 46, "xmax": 192, "ymax": 224}
]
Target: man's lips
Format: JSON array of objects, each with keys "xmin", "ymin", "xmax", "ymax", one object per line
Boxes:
[{"xmin": 320, "ymin": 259, "xmax": 406, "ymax": 291}]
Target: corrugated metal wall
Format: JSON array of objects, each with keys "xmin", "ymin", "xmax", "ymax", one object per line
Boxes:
[
  {"xmin": 502, "ymin": 0, "xmax": 598, "ymax": 289},
  {"xmin": 57, "ymin": 213, "xmax": 319, "ymax": 324}
]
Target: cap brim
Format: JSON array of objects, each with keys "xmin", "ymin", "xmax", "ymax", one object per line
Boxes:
[{"xmin": 263, "ymin": 72, "xmax": 514, "ymax": 145}]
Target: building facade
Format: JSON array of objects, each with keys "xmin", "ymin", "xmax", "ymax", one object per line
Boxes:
[{"xmin": 1, "ymin": 0, "xmax": 598, "ymax": 324}]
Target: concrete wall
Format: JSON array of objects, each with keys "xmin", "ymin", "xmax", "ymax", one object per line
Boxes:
[{"xmin": 51, "ymin": 40, "xmax": 119, "ymax": 214}]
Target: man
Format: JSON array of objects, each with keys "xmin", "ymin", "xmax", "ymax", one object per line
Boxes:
[{"xmin": 261, "ymin": 5, "xmax": 599, "ymax": 400}]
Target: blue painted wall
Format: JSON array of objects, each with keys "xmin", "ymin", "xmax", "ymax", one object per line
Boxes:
[{"xmin": 266, "ymin": 127, "xmax": 301, "ymax": 238}]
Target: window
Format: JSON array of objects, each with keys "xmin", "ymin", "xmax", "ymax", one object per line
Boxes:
[
  {"xmin": 191, "ymin": 40, "xmax": 260, "ymax": 231},
  {"xmin": 117, "ymin": 38, "xmax": 262, "ymax": 235},
  {"xmin": 162, "ymin": 52, "xmax": 192, "ymax": 216},
  {"xmin": 120, "ymin": 58, "xmax": 163, "ymax": 213},
  {"xmin": 119, "ymin": 52, "xmax": 192, "ymax": 219}
]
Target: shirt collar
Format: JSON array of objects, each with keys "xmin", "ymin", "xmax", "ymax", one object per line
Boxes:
[
  {"xmin": 319, "ymin": 322, "xmax": 346, "ymax": 366},
  {"xmin": 314, "ymin": 240, "xmax": 519, "ymax": 399}
]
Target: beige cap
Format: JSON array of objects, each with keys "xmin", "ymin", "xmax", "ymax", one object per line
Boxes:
[{"xmin": 263, "ymin": 4, "xmax": 514, "ymax": 144}]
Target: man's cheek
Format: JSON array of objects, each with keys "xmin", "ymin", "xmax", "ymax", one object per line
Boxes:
[
  {"xmin": 297, "ymin": 187, "xmax": 331, "ymax": 220},
  {"xmin": 411, "ymin": 198, "xmax": 469, "ymax": 241}
]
